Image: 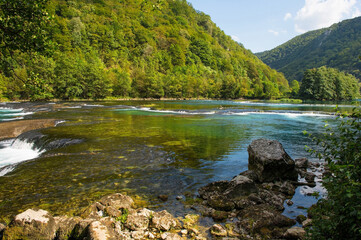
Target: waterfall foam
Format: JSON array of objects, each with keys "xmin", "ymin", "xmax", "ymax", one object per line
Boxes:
[{"xmin": 0, "ymin": 139, "xmax": 43, "ymax": 176}]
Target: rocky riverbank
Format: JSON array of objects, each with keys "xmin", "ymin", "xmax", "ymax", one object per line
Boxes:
[
  {"xmin": 0, "ymin": 139, "xmax": 323, "ymax": 239},
  {"xmin": 189, "ymin": 139, "xmax": 322, "ymax": 239}
]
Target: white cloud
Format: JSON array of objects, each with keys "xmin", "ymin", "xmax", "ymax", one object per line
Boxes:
[
  {"xmin": 268, "ymin": 29, "xmax": 280, "ymax": 36},
  {"xmin": 295, "ymin": 0, "xmax": 359, "ymax": 33},
  {"xmin": 231, "ymin": 35, "xmax": 240, "ymax": 42},
  {"xmin": 284, "ymin": 13, "xmax": 292, "ymax": 21}
]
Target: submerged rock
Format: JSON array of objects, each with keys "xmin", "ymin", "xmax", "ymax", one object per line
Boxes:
[{"xmin": 248, "ymin": 139, "xmax": 298, "ymax": 182}]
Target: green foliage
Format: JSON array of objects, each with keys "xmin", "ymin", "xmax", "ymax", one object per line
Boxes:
[
  {"xmin": 0, "ymin": 0, "xmax": 290, "ymax": 100},
  {"xmin": 299, "ymin": 66, "xmax": 360, "ymax": 101},
  {"xmin": 115, "ymin": 208, "xmax": 129, "ymax": 224},
  {"xmin": 305, "ymin": 107, "xmax": 361, "ymax": 240},
  {"xmin": 0, "ymin": 0, "xmax": 52, "ymax": 54},
  {"xmin": 257, "ymin": 17, "xmax": 361, "ymax": 81},
  {"xmin": 290, "ymin": 80, "xmax": 300, "ymax": 96}
]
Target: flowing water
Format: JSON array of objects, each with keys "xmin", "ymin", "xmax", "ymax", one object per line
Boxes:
[{"xmin": 0, "ymin": 100, "xmax": 353, "ymax": 221}]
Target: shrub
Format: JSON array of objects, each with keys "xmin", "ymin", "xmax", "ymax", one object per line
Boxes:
[{"xmin": 305, "ymin": 107, "xmax": 361, "ymax": 239}]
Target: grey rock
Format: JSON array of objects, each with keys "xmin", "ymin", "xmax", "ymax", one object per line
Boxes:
[
  {"xmin": 283, "ymin": 226, "xmax": 306, "ymax": 239},
  {"xmin": 4, "ymin": 209, "xmax": 57, "ymax": 240},
  {"xmin": 151, "ymin": 210, "xmax": 178, "ymax": 231},
  {"xmin": 54, "ymin": 216, "xmax": 83, "ymax": 240},
  {"xmin": 305, "ymin": 172, "xmax": 316, "ymax": 184},
  {"xmin": 226, "ymin": 175, "xmax": 259, "ymax": 198},
  {"xmin": 237, "ymin": 204, "xmax": 296, "ymax": 236},
  {"xmin": 295, "ymin": 158, "xmax": 309, "ymax": 169},
  {"xmin": 99, "ymin": 193, "xmax": 134, "ymax": 210},
  {"xmin": 87, "ymin": 217, "xmax": 120, "ymax": 240},
  {"xmin": 248, "ymin": 139, "xmax": 298, "ymax": 182},
  {"xmin": 198, "ymin": 176, "xmax": 258, "ymax": 211},
  {"xmin": 126, "ymin": 210, "xmax": 150, "ymax": 231},
  {"xmin": 161, "ymin": 232, "xmax": 183, "ymax": 240}
]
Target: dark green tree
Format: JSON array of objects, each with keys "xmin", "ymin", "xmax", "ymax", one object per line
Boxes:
[{"xmin": 299, "ymin": 66, "xmax": 360, "ymax": 101}]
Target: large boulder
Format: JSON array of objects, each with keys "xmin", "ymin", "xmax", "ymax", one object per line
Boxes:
[
  {"xmin": 3, "ymin": 209, "xmax": 57, "ymax": 240},
  {"xmin": 248, "ymin": 139, "xmax": 298, "ymax": 182}
]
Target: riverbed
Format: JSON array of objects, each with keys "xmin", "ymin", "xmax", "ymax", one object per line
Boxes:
[{"xmin": 0, "ymin": 100, "xmax": 349, "ymax": 221}]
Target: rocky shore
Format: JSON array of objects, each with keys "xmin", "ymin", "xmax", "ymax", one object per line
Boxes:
[{"xmin": 0, "ymin": 139, "xmax": 323, "ymax": 239}]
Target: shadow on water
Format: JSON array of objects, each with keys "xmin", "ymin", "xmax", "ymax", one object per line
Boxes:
[{"xmin": 0, "ymin": 100, "xmax": 340, "ymax": 219}]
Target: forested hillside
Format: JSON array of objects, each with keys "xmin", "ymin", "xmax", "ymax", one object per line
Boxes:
[
  {"xmin": 256, "ymin": 17, "xmax": 361, "ymax": 82},
  {"xmin": 0, "ymin": 0, "xmax": 290, "ymax": 101}
]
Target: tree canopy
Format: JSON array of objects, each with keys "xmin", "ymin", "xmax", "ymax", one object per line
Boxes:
[
  {"xmin": 0, "ymin": 0, "xmax": 290, "ymax": 101},
  {"xmin": 298, "ymin": 66, "xmax": 360, "ymax": 101}
]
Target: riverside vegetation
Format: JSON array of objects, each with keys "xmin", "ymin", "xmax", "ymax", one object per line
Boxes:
[{"xmin": 0, "ymin": 0, "xmax": 290, "ymax": 101}]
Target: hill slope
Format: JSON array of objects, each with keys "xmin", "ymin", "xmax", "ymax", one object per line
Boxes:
[
  {"xmin": 0, "ymin": 0, "xmax": 289, "ymax": 100},
  {"xmin": 256, "ymin": 17, "xmax": 361, "ymax": 82}
]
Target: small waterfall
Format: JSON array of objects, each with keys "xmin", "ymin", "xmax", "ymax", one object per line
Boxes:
[
  {"xmin": 0, "ymin": 130, "xmax": 83, "ymax": 176},
  {"xmin": 0, "ymin": 138, "xmax": 43, "ymax": 176}
]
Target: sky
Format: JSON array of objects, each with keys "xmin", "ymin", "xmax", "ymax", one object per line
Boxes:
[{"xmin": 187, "ymin": 0, "xmax": 361, "ymax": 53}]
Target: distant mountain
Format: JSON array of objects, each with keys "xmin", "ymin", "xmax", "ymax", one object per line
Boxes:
[
  {"xmin": 256, "ymin": 17, "xmax": 361, "ymax": 82},
  {"xmin": 0, "ymin": 0, "xmax": 289, "ymax": 101}
]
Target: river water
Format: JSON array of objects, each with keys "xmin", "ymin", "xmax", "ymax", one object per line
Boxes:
[{"xmin": 0, "ymin": 100, "xmax": 353, "ymax": 220}]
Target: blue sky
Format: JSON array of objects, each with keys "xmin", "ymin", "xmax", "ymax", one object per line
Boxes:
[{"xmin": 187, "ymin": 0, "xmax": 361, "ymax": 53}]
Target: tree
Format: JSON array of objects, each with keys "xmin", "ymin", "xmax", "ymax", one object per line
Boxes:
[
  {"xmin": 305, "ymin": 107, "xmax": 361, "ymax": 239},
  {"xmin": 290, "ymin": 80, "xmax": 300, "ymax": 96},
  {"xmin": 0, "ymin": 0, "xmax": 52, "ymax": 55},
  {"xmin": 299, "ymin": 66, "xmax": 360, "ymax": 101}
]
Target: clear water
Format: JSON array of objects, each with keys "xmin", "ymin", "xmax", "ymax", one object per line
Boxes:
[{"xmin": 0, "ymin": 100, "xmax": 347, "ymax": 219}]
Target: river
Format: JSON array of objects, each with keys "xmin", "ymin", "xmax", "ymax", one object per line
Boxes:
[{"xmin": 0, "ymin": 100, "xmax": 353, "ymax": 222}]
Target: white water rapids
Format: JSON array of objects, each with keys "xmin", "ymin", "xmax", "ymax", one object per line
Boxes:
[{"xmin": 0, "ymin": 139, "xmax": 43, "ymax": 176}]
